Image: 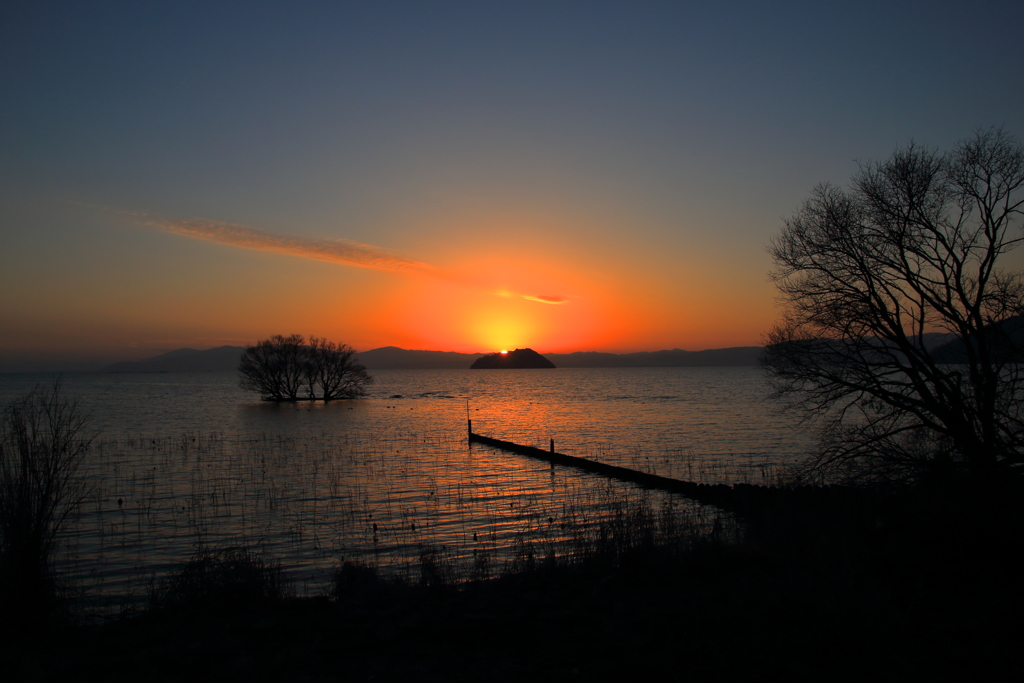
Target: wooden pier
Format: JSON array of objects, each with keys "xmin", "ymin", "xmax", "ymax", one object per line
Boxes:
[
  {"xmin": 468, "ymin": 426, "xmax": 857, "ymax": 517},
  {"xmin": 469, "ymin": 430, "xmax": 707, "ymax": 496}
]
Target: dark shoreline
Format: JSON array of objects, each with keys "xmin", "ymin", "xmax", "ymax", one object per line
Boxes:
[{"xmin": 4, "ymin": 478, "xmax": 1021, "ymax": 682}]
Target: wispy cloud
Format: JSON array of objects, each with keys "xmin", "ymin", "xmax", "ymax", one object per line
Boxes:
[
  {"xmin": 134, "ymin": 213, "xmax": 439, "ymax": 277},
  {"xmin": 120, "ymin": 209, "xmax": 571, "ymax": 304},
  {"xmin": 521, "ymin": 294, "xmax": 568, "ymax": 305}
]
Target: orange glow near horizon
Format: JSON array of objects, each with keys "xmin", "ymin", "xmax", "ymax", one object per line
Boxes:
[
  {"xmin": 323, "ymin": 229, "xmax": 779, "ymax": 355},
  {"xmin": 36, "ymin": 238, "xmax": 774, "ymax": 358},
  {"xmin": 321, "ymin": 213, "xmax": 780, "ymax": 353},
  {"xmin": 372, "ymin": 247, "xmax": 653, "ymax": 353},
  {"xmin": 5, "ymin": 209, "xmax": 777, "ymax": 364}
]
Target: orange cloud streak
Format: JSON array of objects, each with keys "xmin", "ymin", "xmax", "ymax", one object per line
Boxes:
[
  {"xmin": 140, "ymin": 214, "xmax": 439, "ymax": 277},
  {"xmin": 124, "ymin": 210, "xmax": 571, "ymax": 306},
  {"xmin": 521, "ymin": 294, "xmax": 568, "ymax": 304}
]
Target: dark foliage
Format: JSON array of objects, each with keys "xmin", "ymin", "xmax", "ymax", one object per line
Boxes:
[
  {"xmin": 17, "ymin": 485, "xmax": 1022, "ymax": 681},
  {"xmin": 150, "ymin": 547, "xmax": 292, "ymax": 613}
]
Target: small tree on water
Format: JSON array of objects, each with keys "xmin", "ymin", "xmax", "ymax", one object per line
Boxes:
[{"xmin": 239, "ymin": 334, "xmax": 373, "ymax": 401}]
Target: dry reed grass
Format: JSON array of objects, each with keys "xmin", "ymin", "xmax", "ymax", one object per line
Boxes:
[
  {"xmin": 149, "ymin": 546, "xmax": 292, "ymax": 612},
  {"xmin": 39, "ymin": 426, "xmax": 763, "ymax": 618},
  {"xmin": 0, "ymin": 380, "xmax": 94, "ymax": 630}
]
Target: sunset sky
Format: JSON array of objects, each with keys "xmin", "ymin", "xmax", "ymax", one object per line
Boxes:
[{"xmin": 2, "ymin": 1, "xmax": 1023, "ymax": 370}]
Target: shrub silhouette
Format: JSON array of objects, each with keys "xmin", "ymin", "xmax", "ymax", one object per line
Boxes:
[
  {"xmin": 150, "ymin": 547, "xmax": 291, "ymax": 612},
  {"xmin": 0, "ymin": 379, "xmax": 93, "ymax": 626}
]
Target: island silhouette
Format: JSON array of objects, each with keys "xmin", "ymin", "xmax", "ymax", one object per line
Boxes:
[{"xmin": 470, "ymin": 348, "xmax": 556, "ymax": 369}]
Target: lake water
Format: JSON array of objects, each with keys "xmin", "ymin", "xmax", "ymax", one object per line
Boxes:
[{"xmin": 0, "ymin": 367, "xmax": 815, "ymax": 612}]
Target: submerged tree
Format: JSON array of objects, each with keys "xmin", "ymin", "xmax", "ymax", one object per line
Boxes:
[
  {"xmin": 763, "ymin": 128, "xmax": 1024, "ymax": 484},
  {"xmin": 238, "ymin": 334, "xmax": 306, "ymax": 400},
  {"xmin": 239, "ymin": 335, "xmax": 372, "ymax": 401},
  {"xmin": 303, "ymin": 336, "xmax": 372, "ymax": 400}
]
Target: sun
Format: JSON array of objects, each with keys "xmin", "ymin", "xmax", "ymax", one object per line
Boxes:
[{"xmin": 500, "ymin": 350, "xmax": 508, "ymax": 354}]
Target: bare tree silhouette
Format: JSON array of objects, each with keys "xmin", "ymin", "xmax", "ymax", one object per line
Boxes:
[
  {"xmin": 304, "ymin": 337, "xmax": 372, "ymax": 400},
  {"xmin": 239, "ymin": 335, "xmax": 372, "ymax": 401},
  {"xmin": 763, "ymin": 128, "xmax": 1024, "ymax": 483},
  {"xmin": 0, "ymin": 379, "xmax": 93, "ymax": 622}
]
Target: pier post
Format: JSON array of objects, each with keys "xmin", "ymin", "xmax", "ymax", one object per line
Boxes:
[
  {"xmin": 468, "ymin": 419, "xmax": 472, "ymax": 441},
  {"xmin": 550, "ymin": 438, "xmax": 555, "ymax": 453}
]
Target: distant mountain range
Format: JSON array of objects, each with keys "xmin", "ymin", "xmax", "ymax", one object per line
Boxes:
[
  {"xmin": 102, "ymin": 346, "xmax": 249, "ymax": 373},
  {"xmin": 101, "ymin": 344, "xmax": 765, "ymax": 372},
  {"xmin": 102, "ymin": 320, "xmax": 1017, "ymax": 373},
  {"xmin": 550, "ymin": 347, "xmax": 763, "ymax": 367},
  {"xmin": 356, "ymin": 347, "xmax": 484, "ymax": 369},
  {"xmin": 930, "ymin": 317, "xmax": 1024, "ymax": 363}
]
